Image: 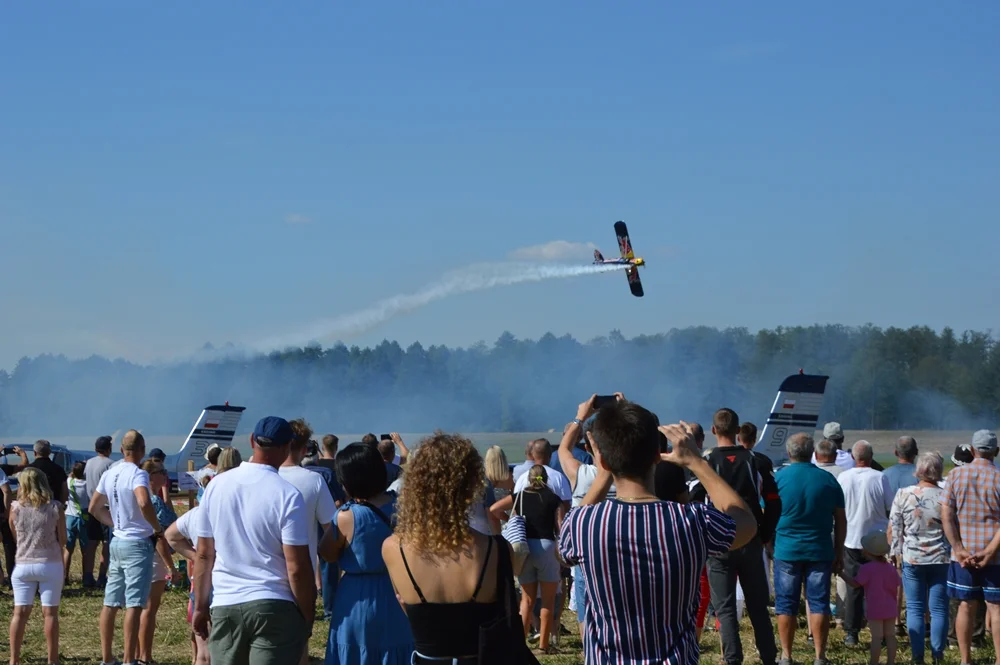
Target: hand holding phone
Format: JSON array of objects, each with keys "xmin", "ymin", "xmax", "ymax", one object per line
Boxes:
[{"xmin": 380, "ymin": 434, "xmax": 392, "ymax": 441}]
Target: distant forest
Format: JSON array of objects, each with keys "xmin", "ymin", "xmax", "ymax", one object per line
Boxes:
[{"xmin": 0, "ymin": 325, "xmax": 997, "ymax": 436}]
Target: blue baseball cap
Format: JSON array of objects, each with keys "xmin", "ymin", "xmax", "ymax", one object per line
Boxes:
[
  {"xmin": 147, "ymin": 448, "xmax": 166, "ymax": 461},
  {"xmin": 253, "ymin": 416, "xmax": 294, "ymax": 447}
]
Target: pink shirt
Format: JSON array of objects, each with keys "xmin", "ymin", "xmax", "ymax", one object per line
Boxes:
[{"xmin": 854, "ymin": 560, "xmax": 901, "ymax": 620}]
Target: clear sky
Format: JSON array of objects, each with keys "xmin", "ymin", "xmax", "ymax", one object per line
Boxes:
[{"xmin": 1, "ymin": 2, "xmax": 997, "ymax": 371}]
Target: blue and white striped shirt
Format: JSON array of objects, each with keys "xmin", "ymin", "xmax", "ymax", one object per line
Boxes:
[{"xmin": 559, "ymin": 499, "xmax": 736, "ymax": 665}]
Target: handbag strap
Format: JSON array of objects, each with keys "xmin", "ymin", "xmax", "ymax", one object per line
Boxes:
[{"xmin": 354, "ymin": 499, "xmax": 393, "ymax": 531}]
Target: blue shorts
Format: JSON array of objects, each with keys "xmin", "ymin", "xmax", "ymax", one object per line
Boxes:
[
  {"xmin": 774, "ymin": 559, "xmax": 833, "ymax": 617},
  {"xmin": 66, "ymin": 515, "xmax": 89, "ymax": 550},
  {"xmin": 518, "ymin": 539, "xmax": 561, "ymax": 585},
  {"xmin": 104, "ymin": 537, "xmax": 154, "ymax": 609},
  {"xmin": 947, "ymin": 562, "xmax": 1000, "ymax": 602}
]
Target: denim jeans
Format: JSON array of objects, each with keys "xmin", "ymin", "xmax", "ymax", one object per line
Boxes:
[
  {"xmin": 707, "ymin": 537, "xmax": 778, "ymax": 665},
  {"xmin": 902, "ymin": 563, "xmax": 949, "ymax": 662},
  {"xmin": 319, "ymin": 559, "xmax": 339, "ymax": 619}
]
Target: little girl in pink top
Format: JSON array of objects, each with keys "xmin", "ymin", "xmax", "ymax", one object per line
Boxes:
[{"xmin": 840, "ymin": 529, "xmax": 902, "ymax": 665}]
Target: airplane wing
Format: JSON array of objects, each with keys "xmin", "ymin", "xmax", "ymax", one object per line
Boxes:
[
  {"xmin": 753, "ymin": 372, "xmax": 829, "ymax": 467},
  {"xmin": 614, "ymin": 221, "xmax": 644, "ymax": 297},
  {"xmin": 169, "ymin": 403, "xmax": 246, "ymax": 485}
]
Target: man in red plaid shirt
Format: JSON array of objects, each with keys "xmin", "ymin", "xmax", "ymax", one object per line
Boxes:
[{"xmin": 942, "ymin": 429, "xmax": 1000, "ymax": 665}]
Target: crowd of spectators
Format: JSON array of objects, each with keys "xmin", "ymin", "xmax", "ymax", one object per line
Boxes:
[{"xmin": 0, "ymin": 400, "xmax": 997, "ymax": 665}]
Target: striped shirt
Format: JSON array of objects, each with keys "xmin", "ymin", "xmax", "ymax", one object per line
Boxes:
[
  {"xmin": 559, "ymin": 499, "xmax": 736, "ymax": 665},
  {"xmin": 941, "ymin": 458, "xmax": 1000, "ymax": 565}
]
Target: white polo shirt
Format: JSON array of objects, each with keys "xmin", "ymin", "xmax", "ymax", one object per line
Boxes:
[
  {"xmin": 96, "ymin": 461, "xmax": 153, "ymax": 540},
  {"xmin": 196, "ymin": 461, "xmax": 309, "ymax": 607},
  {"xmin": 279, "ymin": 465, "xmax": 337, "ymax": 565}
]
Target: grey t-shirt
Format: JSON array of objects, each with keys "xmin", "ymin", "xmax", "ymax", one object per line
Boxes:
[{"xmin": 84, "ymin": 455, "xmax": 115, "ymax": 505}]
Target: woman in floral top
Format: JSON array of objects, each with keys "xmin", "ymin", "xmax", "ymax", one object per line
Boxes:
[{"xmin": 888, "ymin": 451, "xmax": 950, "ymax": 665}]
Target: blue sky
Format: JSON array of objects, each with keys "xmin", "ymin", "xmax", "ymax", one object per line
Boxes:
[{"xmin": 1, "ymin": 2, "xmax": 997, "ymax": 371}]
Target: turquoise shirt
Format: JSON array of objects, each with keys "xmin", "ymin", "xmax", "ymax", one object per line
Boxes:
[{"xmin": 774, "ymin": 462, "xmax": 845, "ymax": 562}]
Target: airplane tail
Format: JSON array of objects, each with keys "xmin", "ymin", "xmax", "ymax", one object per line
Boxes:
[
  {"xmin": 168, "ymin": 403, "xmax": 246, "ymax": 478},
  {"xmin": 594, "ymin": 249, "xmax": 605, "ymax": 262},
  {"xmin": 753, "ymin": 372, "xmax": 829, "ymax": 467}
]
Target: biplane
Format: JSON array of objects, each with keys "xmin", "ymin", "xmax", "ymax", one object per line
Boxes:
[{"xmin": 593, "ymin": 221, "xmax": 645, "ymax": 297}]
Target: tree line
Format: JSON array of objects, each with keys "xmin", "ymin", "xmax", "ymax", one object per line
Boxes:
[{"xmin": 0, "ymin": 324, "xmax": 996, "ymax": 436}]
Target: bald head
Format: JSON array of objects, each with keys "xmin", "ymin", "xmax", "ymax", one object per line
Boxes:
[
  {"xmin": 121, "ymin": 429, "xmax": 146, "ymax": 461},
  {"xmin": 852, "ymin": 440, "xmax": 873, "ymax": 466},
  {"xmin": 896, "ymin": 436, "xmax": 918, "ymax": 462},
  {"xmin": 527, "ymin": 438, "xmax": 552, "ymax": 465}
]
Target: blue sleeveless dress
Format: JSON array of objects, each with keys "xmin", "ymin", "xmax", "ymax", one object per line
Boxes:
[{"xmin": 325, "ymin": 500, "xmax": 414, "ymax": 665}]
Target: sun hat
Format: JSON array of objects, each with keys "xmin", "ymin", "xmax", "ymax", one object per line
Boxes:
[{"xmin": 861, "ymin": 529, "xmax": 889, "ymax": 558}]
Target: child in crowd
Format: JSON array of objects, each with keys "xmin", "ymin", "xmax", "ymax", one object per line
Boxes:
[{"xmin": 839, "ymin": 529, "xmax": 901, "ymax": 665}]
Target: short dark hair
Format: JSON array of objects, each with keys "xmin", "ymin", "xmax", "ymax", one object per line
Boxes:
[
  {"xmin": 738, "ymin": 422, "xmax": 758, "ymax": 447},
  {"xmin": 71, "ymin": 461, "xmax": 86, "ymax": 479},
  {"xmin": 337, "ymin": 443, "xmax": 387, "ymax": 500},
  {"xmin": 361, "ymin": 433, "xmax": 379, "ymax": 448},
  {"xmin": 322, "ymin": 434, "xmax": 339, "ymax": 454},
  {"xmin": 206, "ymin": 446, "xmax": 223, "ymax": 465},
  {"xmin": 713, "ymin": 408, "xmax": 740, "ymax": 439},
  {"xmin": 591, "ymin": 400, "xmax": 660, "ymax": 480},
  {"xmin": 95, "ymin": 436, "xmax": 113, "ymax": 453}
]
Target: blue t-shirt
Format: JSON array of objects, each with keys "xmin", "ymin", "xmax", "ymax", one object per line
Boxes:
[
  {"xmin": 882, "ymin": 462, "xmax": 918, "ymax": 497},
  {"xmin": 774, "ymin": 462, "xmax": 845, "ymax": 562}
]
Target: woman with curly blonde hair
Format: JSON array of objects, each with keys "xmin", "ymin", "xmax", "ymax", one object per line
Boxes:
[{"xmin": 383, "ymin": 433, "xmax": 520, "ymax": 664}]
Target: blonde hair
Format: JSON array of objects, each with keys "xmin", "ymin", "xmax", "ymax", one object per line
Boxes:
[
  {"xmin": 17, "ymin": 468, "xmax": 52, "ymax": 508},
  {"xmin": 527, "ymin": 464, "xmax": 548, "ymax": 491},
  {"xmin": 217, "ymin": 447, "xmax": 242, "ymax": 473},
  {"xmin": 395, "ymin": 432, "xmax": 486, "ymax": 555},
  {"xmin": 484, "ymin": 445, "xmax": 511, "ymax": 485}
]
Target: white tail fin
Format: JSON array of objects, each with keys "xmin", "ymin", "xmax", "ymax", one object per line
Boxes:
[
  {"xmin": 753, "ymin": 372, "xmax": 829, "ymax": 467},
  {"xmin": 166, "ymin": 403, "xmax": 246, "ymax": 477}
]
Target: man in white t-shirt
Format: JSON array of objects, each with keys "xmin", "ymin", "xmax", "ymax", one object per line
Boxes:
[
  {"xmin": 837, "ymin": 440, "xmax": 893, "ymax": 646},
  {"xmin": 193, "ymin": 416, "xmax": 314, "ymax": 665},
  {"xmin": 88, "ymin": 430, "xmax": 165, "ymax": 665},
  {"xmin": 512, "ymin": 438, "xmax": 572, "ymax": 506},
  {"xmin": 281, "ymin": 418, "xmax": 337, "ymax": 663}
]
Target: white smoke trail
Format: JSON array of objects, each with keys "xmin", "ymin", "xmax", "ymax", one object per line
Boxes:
[{"xmin": 250, "ymin": 261, "xmax": 627, "ymax": 353}]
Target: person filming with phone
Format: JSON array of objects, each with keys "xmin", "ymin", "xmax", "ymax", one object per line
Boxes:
[{"xmin": 558, "ymin": 395, "xmax": 758, "ymax": 665}]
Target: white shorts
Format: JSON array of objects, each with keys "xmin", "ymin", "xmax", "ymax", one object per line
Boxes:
[
  {"xmin": 152, "ymin": 552, "xmax": 170, "ymax": 586},
  {"xmin": 12, "ymin": 561, "xmax": 64, "ymax": 607}
]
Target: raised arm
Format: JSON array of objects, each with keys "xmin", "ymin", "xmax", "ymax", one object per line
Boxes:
[
  {"xmin": 391, "ymin": 433, "xmax": 409, "ymax": 465},
  {"xmin": 661, "ymin": 423, "xmax": 757, "ymax": 550}
]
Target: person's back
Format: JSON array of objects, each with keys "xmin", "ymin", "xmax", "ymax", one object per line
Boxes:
[
  {"xmin": 774, "ymin": 462, "xmax": 845, "ymax": 561},
  {"xmin": 562, "ymin": 499, "xmax": 735, "ymax": 662},
  {"xmin": 516, "ymin": 486, "xmax": 562, "ymax": 541},
  {"xmin": 198, "ymin": 461, "xmax": 307, "ymax": 604},
  {"xmin": 838, "ymin": 466, "xmax": 892, "ymax": 547},
  {"xmin": 944, "ymin": 457, "xmax": 1000, "ymax": 556},
  {"xmin": 12, "ymin": 500, "xmax": 62, "ymax": 564},
  {"xmin": 65, "ymin": 476, "xmax": 88, "ymax": 519},
  {"xmin": 883, "ymin": 462, "xmax": 918, "ymax": 496},
  {"xmin": 279, "ymin": 464, "xmax": 337, "ymax": 566},
  {"xmin": 31, "ymin": 455, "xmax": 68, "ymax": 503},
  {"xmin": 84, "ymin": 455, "xmax": 114, "ymax": 503},
  {"xmin": 855, "ymin": 560, "xmax": 901, "ymax": 620}
]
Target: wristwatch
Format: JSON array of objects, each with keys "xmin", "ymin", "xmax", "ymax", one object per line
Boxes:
[{"xmin": 572, "ymin": 418, "xmax": 583, "ymax": 426}]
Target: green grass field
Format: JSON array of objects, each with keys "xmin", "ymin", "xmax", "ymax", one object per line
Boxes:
[{"xmin": 3, "ymin": 570, "xmax": 998, "ymax": 665}]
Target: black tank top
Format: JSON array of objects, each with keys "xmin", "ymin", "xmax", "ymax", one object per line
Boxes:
[{"xmin": 400, "ymin": 537, "xmax": 504, "ymax": 658}]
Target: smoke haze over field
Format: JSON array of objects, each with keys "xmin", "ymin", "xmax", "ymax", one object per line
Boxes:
[{"xmin": 0, "ymin": 325, "xmax": 996, "ymax": 438}]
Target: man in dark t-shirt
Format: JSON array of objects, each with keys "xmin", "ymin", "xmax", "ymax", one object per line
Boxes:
[{"xmin": 30, "ymin": 440, "xmax": 68, "ymax": 503}]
